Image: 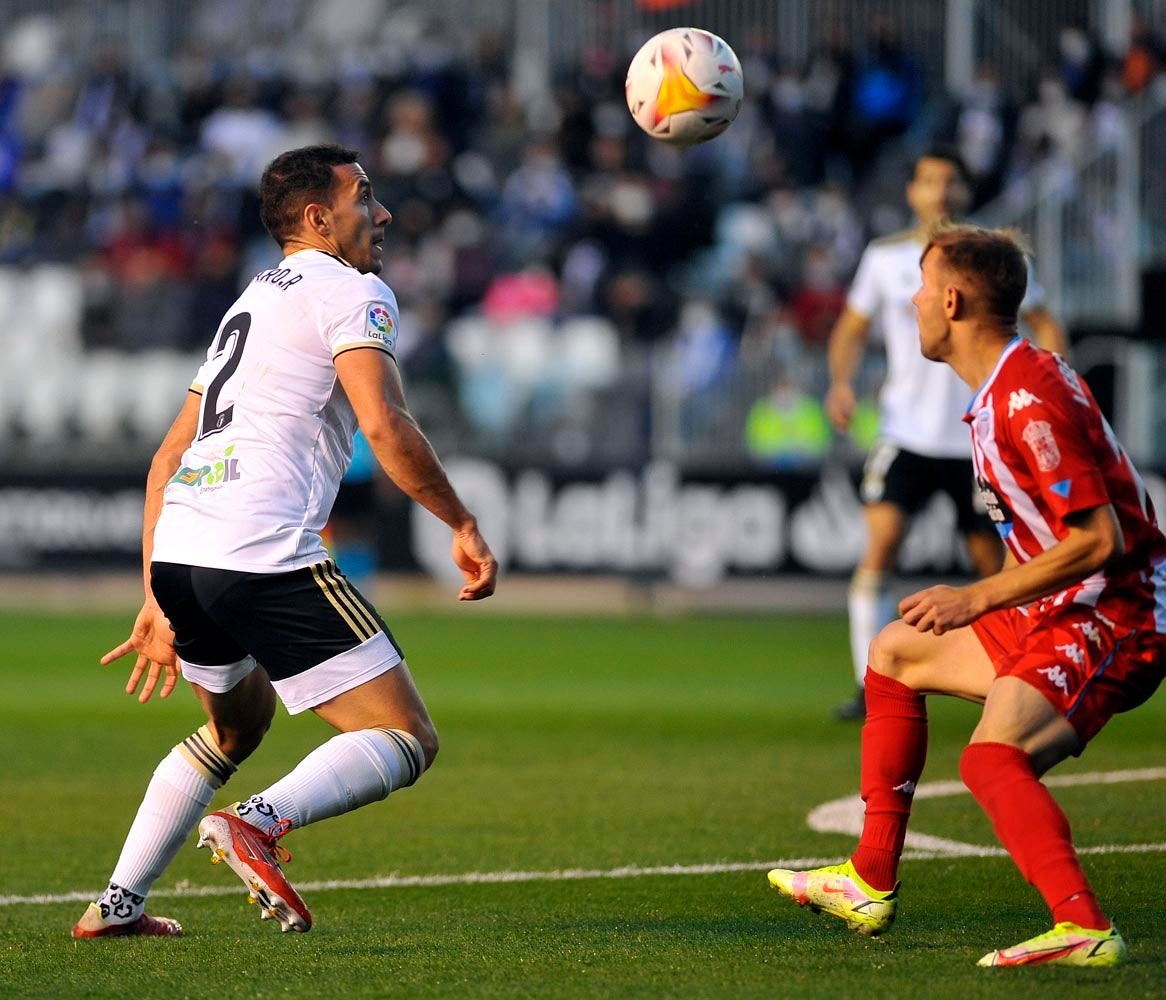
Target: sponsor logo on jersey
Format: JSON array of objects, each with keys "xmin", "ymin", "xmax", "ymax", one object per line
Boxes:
[
  {"xmin": 365, "ymin": 304, "xmax": 396, "ymax": 350},
  {"xmin": 169, "ymin": 446, "xmax": 242, "ymax": 490},
  {"xmin": 1021, "ymin": 419, "xmax": 1062, "ymax": 472},
  {"xmin": 976, "ymin": 475, "xmax": 1014, "ymax": 531},
  {"xmin": 1007, "ymin": 388, "xmax": 1042, "ymax": 417}
]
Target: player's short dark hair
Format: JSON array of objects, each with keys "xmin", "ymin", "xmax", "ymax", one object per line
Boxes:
[
  {"xmin": 923, "ymin": 222, "xmax": 1030, "ymax": 323},
  {"xmin": 915, "ymin": 144, "xmax": 971, "ymax": 185},
  {"xmin": 259, "ymin": 144, "xmax": 360, "ymax": 244}
]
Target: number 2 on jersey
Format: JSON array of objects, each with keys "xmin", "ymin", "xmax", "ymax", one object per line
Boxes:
[{"xmin": 198, "ymin": 312, "xmax": 251, "ymax": 440}]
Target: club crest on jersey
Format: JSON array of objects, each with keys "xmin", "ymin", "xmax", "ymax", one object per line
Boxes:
[
  {"xmin": 1021, "ymin": 419, "xmax": 1062, "ymax": 472},
  {"xmin": 1008, "ymin": 388, "xmax": 1042, "ymax": 417},
  {"xmin": 365, "ymin": 303, "xmax": 396, "ymax": 349}
]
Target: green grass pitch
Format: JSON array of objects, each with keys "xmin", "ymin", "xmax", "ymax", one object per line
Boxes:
[{"xmin": 1, "ymin": 608, "xmax": 1164, "ymax": 998}]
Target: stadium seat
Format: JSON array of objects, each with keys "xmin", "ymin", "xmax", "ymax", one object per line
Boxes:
[
  {"xmin": 127, "ymin": 351, "xmax": 200, "ymax": 441},
  {"xmin": 556, "ymin": 316, "xmax": 622, "ymax": 391},
  {"xmin": 74, "ymin": 351, "xmax": 135, "ymax": 444}
]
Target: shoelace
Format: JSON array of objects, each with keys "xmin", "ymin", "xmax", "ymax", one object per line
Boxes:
[{"xmin": 263, "ymin": 818, "xmax": 294, "ymax": 864}]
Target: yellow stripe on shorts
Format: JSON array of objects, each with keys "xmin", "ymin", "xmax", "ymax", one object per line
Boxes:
[{"xmin": 311, "ymin": 562, "xmax": 375, "ymax": 640}]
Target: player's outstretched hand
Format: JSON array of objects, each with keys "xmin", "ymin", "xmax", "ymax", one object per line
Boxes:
[
  {"xmin": 451, "ymin": 525, "xmax": 498, "ymax": 602},
  {"xmin": 899, "ymin": 584, "xmax": 986, "ymax": 636},
  {"xmin": 101, "ymin": 600, "xmax": 180, "ymax": 703}
]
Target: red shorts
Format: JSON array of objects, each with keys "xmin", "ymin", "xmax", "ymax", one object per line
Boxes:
[{"xmin": 971, "ymin": 602, "xmax": 1166, "ymax": 744}]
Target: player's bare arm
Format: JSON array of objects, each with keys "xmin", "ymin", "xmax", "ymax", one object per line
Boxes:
[
  {"xmin": 900, "ymin": 504, "xmax": 1123, "ymax": 634},
  {"xmin": 335, "ymin": 346, "xmax": 497, "ymax": 601},
  {"xmin": 102, "ymin": 391, "xmax": 202, "ymax": 701},
  {"xmin": 1022, "ymin": 305, "xmax": 1069, "ymax": 357},
  {"xmin": 823, "ymin": 307, "xmax": 871, "ymax": 432}
]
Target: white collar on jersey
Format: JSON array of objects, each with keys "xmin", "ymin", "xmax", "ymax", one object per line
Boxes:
[{"xmin": 967, "ymin": 335, "xmax": 1024, "ymax": 414}]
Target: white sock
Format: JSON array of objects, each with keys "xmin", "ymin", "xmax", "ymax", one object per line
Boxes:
[
  {"xmin": 99, "ymin": 726, "xmax": 236, "ymax": 922},
  {"xmin": 239, "ymin": 728, "xmax": 425, "ymax": 834},
  {"xmin": 848, "ymin": 570, "xmax": 894, "ymax": 688}
]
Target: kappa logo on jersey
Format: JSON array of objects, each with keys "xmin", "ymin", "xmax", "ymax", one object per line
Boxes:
[
  {"xmin": 1055, "ymin": 641, "xmax": 1085, "ymax": 666},
  {"xmin": 365, "ymin": 304, "xmax": 396, "ymax": 350},
  {"xmin": 1038, "ymin": 665, "xmax": 1070, "ymax": 694},
  {"xmin": 1007, "ymin": 388, "xmax": 1042, "ymax": 417},
  {"xmin": 1074, "ymin": 620, "xmax": 1104, "ymax": 649},
  {"xmin": 1021, "ymin": 419, "xmax": 1062, "ymax": 472}
]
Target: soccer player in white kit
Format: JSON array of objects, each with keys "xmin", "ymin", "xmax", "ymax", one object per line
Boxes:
[
  {"xmin": 824, "ymin": 147, "xmax": 1067, "ymax": 721},
  {"xmin": 72, "ymin": 144, "xmax": 497, "ymax": 938}
]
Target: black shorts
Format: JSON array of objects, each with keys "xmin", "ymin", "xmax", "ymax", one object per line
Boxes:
[
  {"xmin": 150, "ymin": 558, "xmax": 402, "ymax": 682},
  {"xmin": 860, "ymin": 440, "xmax": 993, "ymax": 535}
]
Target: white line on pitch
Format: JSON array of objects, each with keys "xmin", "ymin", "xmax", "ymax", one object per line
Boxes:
[{"xmin": 4, "ymin": 842, "xmax": 1166, "ymax": 908}]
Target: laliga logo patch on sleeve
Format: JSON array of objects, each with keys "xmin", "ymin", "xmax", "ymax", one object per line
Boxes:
[{"xmin": 365, "ymin": 303, "xmax": 397, "ymax": 351}]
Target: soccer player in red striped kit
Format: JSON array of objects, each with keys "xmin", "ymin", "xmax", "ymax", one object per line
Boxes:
[{"xmin": 769, "ymin": 223, "xmax": 1166, "ymax": 967}]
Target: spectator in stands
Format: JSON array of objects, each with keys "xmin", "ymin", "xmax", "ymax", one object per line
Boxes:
[
  {"xmin": 1058, "ymin": 24, "xmax": 1106, "ymax": 106},
  {"xmin": 0, "ymin": 2, "xmax": 1152, "ymax": 468},
  {"xmin": 1123, "ymin": 14, "xmax": 1166, "ymax": 94},
  {"xmin": 847, "ymin": 20, "xmax": 923, "ymax": 180},
  {"xmin": 744, "ymin": 373, "xmax": 832, "ymax": 469}
]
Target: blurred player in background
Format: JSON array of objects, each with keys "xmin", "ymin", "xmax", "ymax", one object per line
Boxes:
[
  {"xmin": 825, "ymin": 147, "xmax": 1067, "ymax": 721},
  {"xmin": 770, "ymin": 224, "xmax": 1166, "ymax": 967},
  {"xmin": 72, "ymin": 144, "xmax": 497, "ymax": 939}
]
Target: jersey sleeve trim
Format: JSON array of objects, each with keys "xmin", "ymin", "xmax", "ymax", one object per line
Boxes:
[{"xmin": 333, "ymin": 341, "xmax": 394, "ymax": 359}]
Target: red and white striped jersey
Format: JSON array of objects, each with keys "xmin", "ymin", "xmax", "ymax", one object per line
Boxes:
[{"xmin": 965, "ymin": 336, "xmax": 1166, "ymax": 632}]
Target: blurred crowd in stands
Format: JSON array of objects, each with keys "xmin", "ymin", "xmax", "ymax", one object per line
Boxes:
[{"xmin": 2, "ymin": 4, "xmax": 1165, "ymax": 465}]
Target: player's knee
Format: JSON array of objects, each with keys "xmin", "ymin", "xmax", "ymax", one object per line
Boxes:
[
  {"xmin": 413, "ymin": 719, "xmax": 439, "ymax": 771},
  {"xmin": 215, "ymin": 721, "xmax": 267, "ymax": 764},
  {"xmin": 868, "ymin": 621, "xmax": 911, "ymax": 681},
  {"xmin": 958, "ymin": 742, "xmax": 981, "ymax": 792},
  {"xmin": 376, "ymin": 716, "xmax": 438, "ymax": 772},
  {"xmin": 214, "ymin": 696, "xmax": 276, "ymax": 764}
]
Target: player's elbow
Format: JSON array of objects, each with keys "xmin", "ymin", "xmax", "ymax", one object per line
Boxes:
[
  {"xmin": 1086, "ymin": 512, "xmax": 1123, "ymax": 571},
  {"xmin": 358, "ymin": 405, "xmax": 417, "ymax": 450},
  {"xmin": 1094, "ymin": 523, "xmax": 1123, "ymax": 567}
]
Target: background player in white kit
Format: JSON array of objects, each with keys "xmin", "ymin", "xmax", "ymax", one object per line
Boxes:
[
  {"xmin": 824, "ymin": 147, "xmax": 1067, "ymax": 721},
  {"xmin": 72, "ymin": 144, "xmax": 497, "ymax": 938}
]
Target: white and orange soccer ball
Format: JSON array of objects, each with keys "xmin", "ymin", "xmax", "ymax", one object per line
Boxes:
[{"xmin": 624, "ymin": 27, "xmax": 744, "ymax": 147}]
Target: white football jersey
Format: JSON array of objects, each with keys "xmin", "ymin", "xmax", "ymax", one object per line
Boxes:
[
  {"xmin": 847, "ymin": 231, "xmax": 1045, "ymax": 458},
  {"xmin": 152, "ymin": 250, "xmax": 399, "ymax": 572}
]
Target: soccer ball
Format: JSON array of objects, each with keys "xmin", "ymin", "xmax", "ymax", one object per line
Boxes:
[{"xmin": 625, "ymin": 27, "xmax": 744, "ymax": 147}]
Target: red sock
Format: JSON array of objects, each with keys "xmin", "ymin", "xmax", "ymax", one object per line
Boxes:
[
  {"xmin": 960, "ymin": 742, "xmax": 1108, "ymax": 930},
  {"xmin": 851, "ymin": 669, "xmax": 927, "ymax": 892}
]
